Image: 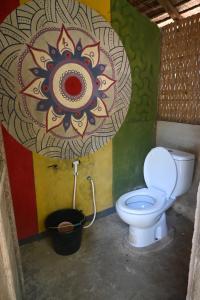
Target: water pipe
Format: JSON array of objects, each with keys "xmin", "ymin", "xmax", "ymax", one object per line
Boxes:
[
  {"xmin": 72, "ymin": 161, "xmax": 96, "ymax": 229},
  {"xmin": 83, "ymin": 176, "xmax": 97, "ymax": 229},
  {"xmin": 72, "ymin": 160, "xmax": 79, "ymax": 209}
]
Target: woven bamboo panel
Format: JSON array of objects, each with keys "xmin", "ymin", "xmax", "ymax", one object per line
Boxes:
[{"xmin": 158, "ymin": 13, "xmax": 200, "ymax": 124}]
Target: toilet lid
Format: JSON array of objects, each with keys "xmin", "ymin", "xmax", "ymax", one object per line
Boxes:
[{"xmin": 144, "ymin": 147, "xmax": 177, "ymax": 198}]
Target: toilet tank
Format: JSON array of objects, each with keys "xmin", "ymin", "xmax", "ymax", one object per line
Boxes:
[{"xmin": 166, "ymin": 148, "xmax": 195, "ymax": 198}]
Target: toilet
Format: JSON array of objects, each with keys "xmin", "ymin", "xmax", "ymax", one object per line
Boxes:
[{"xmin": 116, "ymin": 147, "xmax": 195, "ymax": 248}]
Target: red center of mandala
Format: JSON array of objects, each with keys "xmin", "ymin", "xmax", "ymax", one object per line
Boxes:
[{"xmin": 64, "ymin": 76, "xmax": 82, "ymax": 96}]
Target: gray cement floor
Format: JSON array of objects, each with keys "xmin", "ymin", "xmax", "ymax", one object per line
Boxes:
[{"xmin": 20, "ymin": 209, "xmax": 193, "ymax": 300}]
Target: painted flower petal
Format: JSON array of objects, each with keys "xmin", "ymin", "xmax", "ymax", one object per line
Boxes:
[
  {"xmin": 21, "ymin": 78, "xmax": 48, "ymax": 100},
  {"xmin": 87, "ymin": 111, "xmax": 96, "ymax": 125},
  {"xmin": 71, "ymin": 112, "xmax": 88, "ymax": 136},
  {"xmin": 90, "ymin": 98, "xmax": 108, "ymax": 117},
  {"xmin": 57, "ymin": 25, "xmax": 75, "ymax": 55},
  {"xmin": 97, "ymin": 75, "xmax": 116, "ymax": 91},
  {"xmin": 28, "ymin": 45, "xmax": 52, "ymax": 70},
  {"xmin": 93, "ymin": 64, "xmax": 106, "ymax": 76},
  {"xmin": 74, "ymin": 39, "xmax": 83, "ymax": 58},
  {"xmin": 47, "ymin": 106, "xmax": 65, "ymax": 132},
  {"xmin": 63, "ymin": 114, "xmax": 71, "ymax": 131},
  {"xmin": 48, "ymin": 44, "xmax": 60, "ymax": 58},
  {"xmin": 98, "ymin": 91, "xmax": 108, "ymax": 99},
  {"xmin": 30, "ymin": 68, "xmax": 48, "ymax": 78},
  {"xmin": 81, "ymin": 42, "xmax": 100, "ymax": 68},
  {"xmin": 37, "ymin": 100, "xmax": 52, "ymax": 111}
]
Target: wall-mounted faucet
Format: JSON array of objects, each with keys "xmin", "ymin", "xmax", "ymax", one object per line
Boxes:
[{"xmin": 72, "ymin": 160, "xmax": 80, "ymax": 175}]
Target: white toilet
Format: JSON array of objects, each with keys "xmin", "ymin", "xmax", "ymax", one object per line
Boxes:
[{"xmin": 116, "ymin": 147, "xmax": 195, "ymax": 248}]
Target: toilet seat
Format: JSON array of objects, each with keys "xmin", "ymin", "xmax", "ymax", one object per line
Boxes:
[
  {"xmin": 144, "ymin": 147, "xmax": 177, "ymax": 198},
  {"xmin": 116, "ymin": 147, "xmax": 177, "ymax": 216},
  {"xmin": 117, "ymin": 188, "xmax": 166, "ymax": 215}
]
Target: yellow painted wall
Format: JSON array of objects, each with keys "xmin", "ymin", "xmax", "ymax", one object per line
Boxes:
[
  {"xmin": 20, "ymin": 0, "xmax": 27, "ymax": 4},
  {"xmin": 30, "ymin": 0, "xmax": 112, "ymax": 232},
  {"xmin": 80, "ymin": 0, "xmax": 110, "ymax": 20}
]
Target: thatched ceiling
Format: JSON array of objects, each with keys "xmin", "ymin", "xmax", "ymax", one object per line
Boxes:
[{"xmin": 128, "ymin": 0, "xmax": 200, "ymax": 27}]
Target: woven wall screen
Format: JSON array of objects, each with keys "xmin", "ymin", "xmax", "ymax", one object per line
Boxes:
[{"xmin": 158, "ymin": 13, "xmax": 200, "ymax": 124}]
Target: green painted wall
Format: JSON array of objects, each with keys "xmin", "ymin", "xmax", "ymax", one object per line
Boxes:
[{"xmin": 112, "ymin": 0, "xmax": 161, "ymax": 200}]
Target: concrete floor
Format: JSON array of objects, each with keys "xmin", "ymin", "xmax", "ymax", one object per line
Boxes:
[{"xmin": 20, "ymin": 209, "xmax": 193, "ymax": 300}]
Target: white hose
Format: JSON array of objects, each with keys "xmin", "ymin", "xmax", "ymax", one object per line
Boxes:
[
  {"xmin": 72, "ymin": 172, "xmax": 77, "ymax": 209},
  {"xmin": 83, "ymin": 176, "xmax": 96, "ymax": 229},
  {"xmin": 72, "ymin": 164, "xmax": 96, "ymax": 228}
]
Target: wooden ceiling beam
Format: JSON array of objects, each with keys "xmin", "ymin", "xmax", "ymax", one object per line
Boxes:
[
  {"xmin": 157, "ymin": 0, "xmax": 183, "ymax": 20},
  {"xmin": 177, "ymin": 0, "xmax": 200, "ymax": 13},
  {"xmin": 143, "ymin": 5, "xmax": 163, "ymax": 15},
  {"xmin": 151, "ymin": 12, "xmax": 169, "ymax": 23}
]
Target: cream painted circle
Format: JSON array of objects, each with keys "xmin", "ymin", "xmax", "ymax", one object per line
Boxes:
[
  {"xmin": 0, "ymin": 0, "xmax": 132, "ymax": 159},
  {"xmin": 52, "ymin": 63, "xmax": 93, "ymax": 110}
]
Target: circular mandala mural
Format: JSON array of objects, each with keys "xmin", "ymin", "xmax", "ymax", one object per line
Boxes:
[{"xmin": 0, "ymin": 0, "xmax": 132, "ymax": 159}]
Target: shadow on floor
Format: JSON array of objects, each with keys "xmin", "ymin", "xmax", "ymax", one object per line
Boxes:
[{"xmin": 20, "ymin": 209, "xmax": 193, "ymax": 300}]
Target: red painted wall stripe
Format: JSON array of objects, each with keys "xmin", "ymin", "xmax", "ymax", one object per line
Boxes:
[
  {"xmin": 2, "ymin": 127, "xmax": 38, "ymax": 240},
  {"xmin": 1, "ymin": 0, "xmax": 38, "ymax": 240},
  {"xmin": 0, "ymin": 0, "xmax": 19, "ymax": 23}
]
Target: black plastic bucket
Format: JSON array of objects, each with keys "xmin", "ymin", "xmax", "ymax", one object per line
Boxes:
[{"xmin": 45, "ymin": 209, "xmax": 85, "ymax": 256}]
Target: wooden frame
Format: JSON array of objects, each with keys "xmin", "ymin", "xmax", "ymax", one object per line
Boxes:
[
  {"xmin": 0, "ymin": 128, "xmax": 24, "ymax": 299},
  {"xmin": 187, "ymin": 183, "xmax": 200, "ymax": 299}
]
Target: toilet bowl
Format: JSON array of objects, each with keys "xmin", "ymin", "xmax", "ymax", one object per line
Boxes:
[{"xmin": 116, "ymin": 147, "xmax": 195, "ymax": 248}]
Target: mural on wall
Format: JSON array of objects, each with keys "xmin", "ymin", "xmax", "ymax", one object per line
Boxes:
[{"xmin": 0, "ymin": 0, "xmax": 132, "ymax": 159}]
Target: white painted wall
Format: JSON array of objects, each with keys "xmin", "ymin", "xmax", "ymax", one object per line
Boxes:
[{"xmin": 156, "ymin": 121, "xmax": 200, "ymax": 222}]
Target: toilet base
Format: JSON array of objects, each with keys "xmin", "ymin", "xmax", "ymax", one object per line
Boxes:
[{"xmin": 128, "ymin": 213, "xmax": 168, "ymax": 248}]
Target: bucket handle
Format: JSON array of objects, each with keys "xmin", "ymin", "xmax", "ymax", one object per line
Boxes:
[{"xmin": 48, "ymin": 214, "xmax": 86, "ymax": 230}]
